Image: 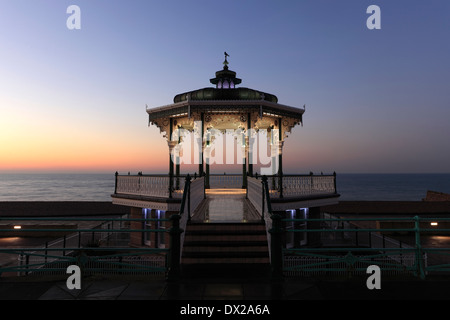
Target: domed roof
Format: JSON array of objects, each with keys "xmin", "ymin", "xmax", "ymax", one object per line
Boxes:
[
  {"xmin": 174, "ymin": 54, "xmax": 278, "ymax": 103},
  {"xmin": 173, "ymin": 87, "xmax": 278, "ymax": 103}
]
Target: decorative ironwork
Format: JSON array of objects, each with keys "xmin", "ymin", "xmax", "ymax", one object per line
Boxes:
[
  {"xmin": 251, "ymin": 174, "xmax": 337, "ymax": 198},
  {"xmin": 115, "ymin": 175, "xmax": 187, "ymax": 198}
]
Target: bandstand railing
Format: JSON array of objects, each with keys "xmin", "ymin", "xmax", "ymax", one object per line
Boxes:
[
  {"xmin": 253, "ymin": 172, "xmax": 338, "ymax": 198},
  {"xmin": 168, "ymin": 174, "xmax": 204, "ymax": 280},
  {"xmin": 114, "ymin": 172, "xmax": 338, "ymax": 200},
  {"xmin": 247, "ymin": 176, "xmax": 283, "ymax": 278},
  {"xmin": 114, "ymin": 172, "xmax": 201, "ymax": 198}
]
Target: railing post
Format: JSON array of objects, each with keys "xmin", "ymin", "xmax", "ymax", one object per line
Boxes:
[
  {"xmin": 26, "ymin": 254, "xmax": 30, "ymax": 275},
  {"xmin": 18, "ymin": 252, "xmax": 24, "ymax": 277},
  {"xmin": 279, "ymin": 173, "xmax": 283, "ymax": 198},
  {"xmin": 167, "ymin": 214, "xmax": 182, "ymax": 282},
  {"xmin": 261, "ymin": 176, "xmax": 266, "ymax": 222},
  {"xmin": 45, "ymin": 242, "xmax": 48, "ymax": 264},
  {"xmin": 270, "ymin": 214, "xmax": 283, "ymax": 280},
  {"xmin": 205, "ymin": 158, "xmax": 210, "ymax": 189},
  {"xmin": 114, "ymin": 171, "xmax": 118, "ymax": 194},
  {"xmin": 414, "ymin": 216, "xmax": 425, "ymax": 279},
  {"xmin": 186, "ymin": 174, "xmax": 191, "ymax": 221},
  {"xmin": 333, "ymin": 171, "xmax": 337, "ymax": 194},
  {"xmin": 63, "ymin": 235, "xmax": 66, "ymax": 256},
  {"xmin": 203, "ymin": 172, "xmax": 206, "ymax": 199}
]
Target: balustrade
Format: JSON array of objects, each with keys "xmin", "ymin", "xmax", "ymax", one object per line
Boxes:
[
  {"xmin": 115, "ymin": 174, "xmax": 187, "ymax": 198},
  {"xmin": 114, "ymin": 173, "xmax": 337, "ymax": 199},
  {"xmin": 254, "ymin": 173, "xmax": 337, "ymax": 198}
]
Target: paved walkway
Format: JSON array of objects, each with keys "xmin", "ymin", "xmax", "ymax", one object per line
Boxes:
[
  {"xmin": 2, "ymin": 276, "xmax": 319, "ymax": 300},
  {"xmin": 3, "ymin": 262, "xmax": 450, "ymax": 301}
]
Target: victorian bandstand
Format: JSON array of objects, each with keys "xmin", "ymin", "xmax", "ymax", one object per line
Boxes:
[{"xmin": 111, "ymin": 55, "xmax": 340, "ymax": 277}]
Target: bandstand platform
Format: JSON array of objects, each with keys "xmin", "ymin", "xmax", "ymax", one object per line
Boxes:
[{"xmin": 110, "ymin": 54, "xmax": 341, "ymax": 278}]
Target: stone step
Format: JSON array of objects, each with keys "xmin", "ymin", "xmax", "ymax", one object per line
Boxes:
[
  {"xmin": 183, "ymin": 244, "xmax": 268, "ymax": 253},
  {"xmin": 182, "ymin": 257, "xmax": 270, "ymax": 264},
  {"xmin": 182, "ymin": 221, "xmax": 269, "ymax": 265},
  {"xmin": 182, "ymin": 251, "xmax": 270, "ymax": 264},
  {"xmin": 180, "ymin": 263, "xmax": 271, "ymax": 279},
  {"xmin": 186, "ymin": 222, "xmax": 266, "ymax": 231},
  {"xmin": 184, "ymin": 240, "xmax": 267, "ymax": 248},
  {"xmin": 184, "ymin": 234, "xmax": 268, "ymax": 242}
]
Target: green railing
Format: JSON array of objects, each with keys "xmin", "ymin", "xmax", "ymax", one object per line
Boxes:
[
  {"xmin": 0, "ymin": 175, "xmax": 202, "ymax": 279},
  {"xmin": 0, "ymin": 217, "xmax": 171, "ymax": 277},
  {"xmin": 255, "ymin": 173, "xmax": 448, "ymax": 280},
  {"xmin": 277, "ymin": 216, "xmax": 450, "ymax": 279}
]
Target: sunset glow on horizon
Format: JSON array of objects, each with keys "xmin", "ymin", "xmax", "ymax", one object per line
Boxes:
[{"xmin": 1, "ymin": 1, "xmax": 449, "ymax": 175}]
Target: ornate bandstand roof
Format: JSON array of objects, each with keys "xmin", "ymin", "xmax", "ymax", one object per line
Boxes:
[{"xmin": 146, "ymin": 54, "xmax": 305, "ymax": 139}]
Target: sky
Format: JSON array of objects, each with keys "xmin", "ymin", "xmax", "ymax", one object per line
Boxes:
[{"xmin": 0, "ymin": 0, "xmax": 449, "ymax": 174}]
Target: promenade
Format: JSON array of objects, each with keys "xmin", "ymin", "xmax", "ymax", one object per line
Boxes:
[
  {"xmin": 1, "ymin": 199, "xmax": 450, "ymax": 301},
  {"xmin": 2, "ymin": 267, "xmax": 450, "ymax": 300}
]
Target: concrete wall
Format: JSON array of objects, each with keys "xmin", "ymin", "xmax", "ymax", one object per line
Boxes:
[{"xmin": 0, "ymin": 201, "xmax": 129, "ymax": 217}]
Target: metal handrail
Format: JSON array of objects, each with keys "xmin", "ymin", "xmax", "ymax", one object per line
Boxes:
[
  {"xmin": 0, "ymin": 223, "xmax": 171, "ymax": 276},
  {"xmin": 255, "ymin": 172, "xmax": 338, "ymax": 198},
  {"xmin": 167, "ymin": 174, "xmax": 205, "ymax": 280},
  {"xmin": 260, "ymin": 175, "xmax": 284, "ymax": 279},
  {"xmin": 278, "ymin": 215, "xmax": 450, "ymax": 279}
]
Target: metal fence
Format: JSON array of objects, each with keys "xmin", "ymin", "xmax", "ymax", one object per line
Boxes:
[
  {"xmin": 0, "ymin": 175, "xmax": 204, "ymax": 280},
  {"xmin": 19, "ymin": 253, "xmax": 167, "ymax": 277},
  {"xmin": 0, "ymin": 217, "xmax": 171, "ymax": 277},
  {"xmin": 247, "ymin": 175, "xmax": 446, "ymax": 280},
  {"xmin": 283, "ymin": 253, "xmax": 418, "ymax": 278},
  {"xmin": 253, "ymin": 173, "xmax": 337, "ymax": 198},
  {"xmin": 114, "ymin": 173, "xmax": 188, "ymax": 198},
  {"xmin": 277, "ymin": 216, "xmax": 450, "ymax": 279}
]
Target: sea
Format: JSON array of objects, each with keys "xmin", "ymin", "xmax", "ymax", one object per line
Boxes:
[{"xmin": 0, "ymin": 173, "xmax": 449, "ymax": 202}]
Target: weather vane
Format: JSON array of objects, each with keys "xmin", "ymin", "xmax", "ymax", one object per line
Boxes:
[{"xmin": 223, "ymin": 51, "xmax": 229, "ymax": 68}]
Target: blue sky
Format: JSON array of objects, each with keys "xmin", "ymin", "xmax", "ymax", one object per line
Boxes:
[{"xmin": 1, "ymin": 0, "xmax": 449, "ymax": 174}]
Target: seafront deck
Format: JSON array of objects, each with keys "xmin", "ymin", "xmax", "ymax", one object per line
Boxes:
[{"xmin": 1, "ymin": 197, "xmax": 450, "ymax": 300}]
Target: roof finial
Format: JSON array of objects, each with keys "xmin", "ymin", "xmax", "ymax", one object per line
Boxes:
[{"xmin": 223, "ymin": 52, "xmax": 229, "ymax": 69}]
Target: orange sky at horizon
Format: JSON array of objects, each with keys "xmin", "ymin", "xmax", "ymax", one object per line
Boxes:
[{"xmin": 0, "ymin": 101, "xmax": 169, "ymax": 173}]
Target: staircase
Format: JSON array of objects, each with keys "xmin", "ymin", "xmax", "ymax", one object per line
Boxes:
[{"xmin": 182, "ymin": 222, "xmax": 270, "ymax": 265}]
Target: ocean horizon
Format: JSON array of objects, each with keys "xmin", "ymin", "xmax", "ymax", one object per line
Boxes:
[{"xmin": 0, "ymin": 173, "xmax": 449, "ymax": 202}]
